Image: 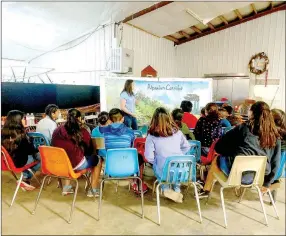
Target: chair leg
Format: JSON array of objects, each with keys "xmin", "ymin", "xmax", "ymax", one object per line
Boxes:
[
  {"xmin": 238, "ymin": 188, "xmax": 246, "ymax": 203},
  {"xmin": 136, "ymin": 177, "xmax": 144, "ymax": 219},
  {"xmin": 255, "ymin": 186, "xmax": 268, "ymax": 226},
  {"xmin": 98, "ymin": 179, "xmax": 105, "ymax": 220},
  {"xmin": 192, "ymin": 182, "xmax": 202, "ymax": 223},
  {"xmin": 220, "ymin": 187, "xmax": 227, "ymax": 228},
  {"xmin": 68, "ymin": 179, "xmax": 79, "ymax": 224},
  {"xmin": 152, "ymin": 179, "xmax": 158, "ymax": 197},
  {"xmin": 32, "ymin": 175, "xmax": 48, "ymax": 214},
  {"xmin": 27, "ymin": 168, "xmax": 41, "ymax": 186},
  {"xmin": 115, "ymin": 180, "xmax": 119, "ymax": 193},
  {"xmin": 267, "ymin": 189, "xmax": 279, "ymax": 220},
  {"xmin": 10, "ymin": 173, "xmax": 24, "ymax": 207},
  {"xmin": 47, "ymin": 177, "xmax": 52, "ymax": 186},
  {"xmin": 206, "ymin": 180, "xmax": 216, "ymax": 205},
  {"xmin": 10, "ymin": 171, "xmax": 18, "ymax": 180},
  {"xmin": 156, "ymin": 183, "xmax": 162, "ymax": 225}
]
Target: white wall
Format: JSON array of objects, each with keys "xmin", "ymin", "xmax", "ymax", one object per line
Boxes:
[
  {"xmin": 27, "ymin": 23, "xmax": 176, "ymax": 85},
  {"xmin": 176, "ymin": 11, "xmax": 285, "ymax": 109}
]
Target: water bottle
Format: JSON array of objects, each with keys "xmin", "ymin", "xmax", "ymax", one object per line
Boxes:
[
  {"xmin": 26, "ymin": 113, "xmax": 30, "ymax": 126},
  {"xmin": 31, "ymin": 113, "xmax": 35, "ymax": 125}
]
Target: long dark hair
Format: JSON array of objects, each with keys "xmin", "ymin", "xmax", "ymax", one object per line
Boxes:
[
  {"xmin": 64, "ymin": 108, "xmax": 82, "ymax": 145},
  {"xmin": 45, "ymin": 104, "xmax": 59, "ymax": 120},
  {"xmin": 121, "ymin": 79, "xmax": 134, "ymax": 96},
  {"xmin": 205, "ymin": 102, "xmax": 219, "ymax": 119},
  {"xmin": 172, "ymin": 108, "xmax": 184, "ymax": 128},
  {"xmin": 249, "ymin": 101, "xmax": 279, "ymax": 148},
  {"xmin": 1, "ymin": 110, "xmax": 26, "ymax": 153},
  {"xmin": 149, "ymin": 107, "xmax": 178, "ymax": 137},
  {"xmin": 271, "ymin": 109, "xmax": 286, "ymax": 138}
]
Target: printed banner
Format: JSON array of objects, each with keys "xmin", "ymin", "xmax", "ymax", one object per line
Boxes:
[{"xmin": 102, "ymin": 77, "xmax": 212, "ymax": 125}]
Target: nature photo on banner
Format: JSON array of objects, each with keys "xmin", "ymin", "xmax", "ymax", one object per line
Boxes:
[{"xmin": 103, "ymin": 77, "xmax": 212, "ymax": 125}]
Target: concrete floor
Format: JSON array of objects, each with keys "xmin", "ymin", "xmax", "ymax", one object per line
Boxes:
[{"xmin": 2, "ymin": 171, "xmax": 285, "ymax": 235}]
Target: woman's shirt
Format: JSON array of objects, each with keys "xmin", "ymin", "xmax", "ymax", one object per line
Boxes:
[
  {"xmin": 52, "ymin": 125, "xmax": 93, "ymax": 168},
  {"xmin": 144, "ymin": 130, "xmax": 190, "ymax": 178},
  {"xmin": 215, "ymin": 122, "xmax": 281, "ymax": 187},
  {"xmin": 36, "ymin": 116, "xmax": 57, "ymax": 143},
  {"xmin": 194, "ymin": 117, "xmax": 222, "ymax": 147},
  {"xmin": 1, "ymin": 128, "xmax": 37, "ymax": 168},
  {"xmin": 120, "ymin": 91, "xmax": 135, "ymax": 114}
]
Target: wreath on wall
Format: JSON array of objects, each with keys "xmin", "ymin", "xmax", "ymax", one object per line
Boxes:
[{"xmin": 248, "ymin": 52, "xmax": 269, "ymax": 75}]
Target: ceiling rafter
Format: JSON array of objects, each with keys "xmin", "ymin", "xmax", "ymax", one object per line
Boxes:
[
  {"xmin": 190, "ymin": 26, "xmax": 202, "ymax": 34},
  {"xmin": 234, "ymin": 9, "xmax": 243, "ymax": 20},
  {"xmin": 207, "ymin": 22, "xmax": 215, "ymax": 30},
  {"xmin": 176, "ymin": 2, "xmax": 286, "ymax": 45},
  {"xmin": 121, "ymin": 1, "xmax": 173, "ymax": 23},
  {"xmin": 178, "ymin": 31, "xmax": 190, "ymax": 38},
  {"xmin": 219, "ymin": 15, "xmax": 229, "ymax": 25},
  {"xmin": 164, "ymin": 35, "xmax": 179, "ymax": 43},
  {"xmin": 251, "ymin": 3, "xmax": 257, "ymax": 14}
]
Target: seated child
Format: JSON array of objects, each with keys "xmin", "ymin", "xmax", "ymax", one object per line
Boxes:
[
  {"xmin": 99, "ymin": 108, "xmax": 148, "ymax": 194},
  {"xmin": 172, "ymin": 108, "xmax": 195, "ymax": 140},
  {"xmin": 218, "ymin": 108, "xmax": 231, "ymax": 128},
  {"xmin": 144, "ymin": 107, "xmax": 191, "ymax": 203}
]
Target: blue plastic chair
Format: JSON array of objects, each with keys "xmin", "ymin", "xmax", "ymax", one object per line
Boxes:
[
  {"xmin": 27, "ymin": 132, "xmax": 50, "ymax": 149},
  {"xmin": 134, "ymin": 130, "xmax": 143, "ymax": 138},
  {"xmin": 188, "ymin": 140, "xmax": 201, "ymax": 163},
  {"xmin": 152, "ymin": 155, "xmax": 202, "ymax": 225},
  {"xmin": 138, "ymin": 125, "xmax": 148, "ymax": 136},
  {"xmin": 274, "ymin": 151, "xmax": 286, "ymax": 180},
  {"xmin": 98, "ymin": 148, "xmax": 144, "ymax": 219}
]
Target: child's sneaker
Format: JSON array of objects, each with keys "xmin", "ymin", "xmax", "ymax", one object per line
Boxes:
[
  {"xmin": 163, "ymin": 189, "xmax": 183, "ymax": 203},
  {"xmin": 132, "ymin": 182, "xmax": 148, "ymax": 195},
  {"xmin": 87, "ymin": 188, "xmax": 100, "ymax": 198},
  {"xmin": 17, "ymin": 180, "xmax": 35, "ymax": 191},
  {"xmin": 62, "ymin": 186, "xmax": 74, "ymax": 196}
]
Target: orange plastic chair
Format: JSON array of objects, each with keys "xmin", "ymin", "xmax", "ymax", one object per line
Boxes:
[
  {"xmin": 1, "ymin": 146, "xmax": 40, "ymax": 207},
  {"xmin": 31, "ymin": 146, "xmax": 96, "ymax": 224}
]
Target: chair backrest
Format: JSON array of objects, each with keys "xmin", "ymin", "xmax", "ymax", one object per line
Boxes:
[
  {"xmin": 134, "ymin": 130, "xmax": 143, "ymax": 138},
  {"xmin": 139, "ymin": 125, "xmax": 148, "ymax": 136},
  {"xmin": 188, "ymin": 140, "xmax": 201, "ymax": 162},
  {"xmin": 223, "ymin": 126, "xmax": 234, "ymax": 135},
  {"xmin": 160, "ymin": 155, "xmax": 196, "ymax": 183},
  {"xmin": 91, "ymin": 137, "xmax": 105, "ymax": 150},
  {"xmin": 27, "ymin": 132, "xmax": 50, "ymax": 148},
  {"xmin": 1, "ymin": 146, "xmax": 17, "ymax": 171},
  {"xmin": 105, "ymin": 148, "xmax": 139, "ymax": 178},
  {"xmin": 275, "ymin": 151, "xmax": 286, "ymax": 180},
  {"xmin": 38, "ymin": 146, "xmax": 75, "ymax": 178},
  {"xmin": 227, "ymin": 156, "xmax": 267, "ymax": 187}
]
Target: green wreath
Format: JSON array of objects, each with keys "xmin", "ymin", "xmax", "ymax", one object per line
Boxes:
[{"xmin": 248, "ymin": 52, "xmax": 269, "ymax": 75}]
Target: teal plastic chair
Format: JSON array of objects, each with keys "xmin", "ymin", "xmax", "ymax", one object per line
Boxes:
[
  {"xmin": 222, "ymin": 126, "xmax": 234, "ymax": 135},
  {"xmin": 152, "ymin": 155, "xmax": 202, "ymax": 225},
  {"xmin": 27, "ymin": 132, "xmax": 50, "ymax": 149},
  {"xmin": 138, "ymin": 125, "xmax": 148, "ymax": 136},
  {"xmin": 98, "ymin": 148, "xmax": 144, "ymax": 220},
  {"xmin": 134, "ymin": 130, "xmax": 143, "ymax": 138},
  {"xmin": 188, "ymin": 140, "xmax": 201, "ymax": 162}
]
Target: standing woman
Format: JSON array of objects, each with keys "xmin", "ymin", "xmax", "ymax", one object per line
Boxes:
[{"xmin": 120, "ymin": 79, "xmax": 138, "ymax": 130}]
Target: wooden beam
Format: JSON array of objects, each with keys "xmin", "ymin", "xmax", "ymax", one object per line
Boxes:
[
  {"xmin": 122, "ymin": 1, "xmax": 173, "ymax": 23},
  {"xmin": 234, "ymin": 9, "xmax": 243, "ymax": 20},
  {"xmin": 164, "ymin": 35, "xmax": 179, "ymax": 43},
  {"xmin": 176, "ymin": 2, "xmax": 286, "ymax": 45},
  {"xmin": 125, "ymin": 22, "xmax": 160, "ymax": 38},
  {"xmin": 251, "ymin": 3, "xmax": 257, "ymax": 14},
  {"xmin": 178, "ymin": 31, "xmax": 190, "ymax": 38},
  {"xmin": 219, "ymin": 15, "xmax": 229, "ymax": 25},
  {"xmin": 207, "ymin": 22, "xmax": 215, "ymax": 30},
  {"xmin": 190, "ymin": 26, "xmax": 202, "ymax": 34}
]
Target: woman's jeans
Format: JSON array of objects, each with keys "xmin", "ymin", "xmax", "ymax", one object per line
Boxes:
[
  {"xmin": 124, "ymin": 115, "xmax": 138, "ymax": 130},
  {"xmin": 23, "ymin": 154, "xmax": 41, "ymax": 179}
]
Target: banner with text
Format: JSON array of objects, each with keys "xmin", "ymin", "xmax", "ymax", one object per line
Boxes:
[{"xmin": 102, "ymin": 77, "xmax": 212, "ymax": 125}]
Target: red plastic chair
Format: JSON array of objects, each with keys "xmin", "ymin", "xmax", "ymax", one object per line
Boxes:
[
  {"xmin": 200, "ymin": 140, "xmax": 219, "ymax": 165},
  {"xmin": 1, "ymin": 146, "xmax": 40, "ymax": 207},
  {"xmin": 134, "ymin": 137, "xmax": 147, "ymax": 162}
]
